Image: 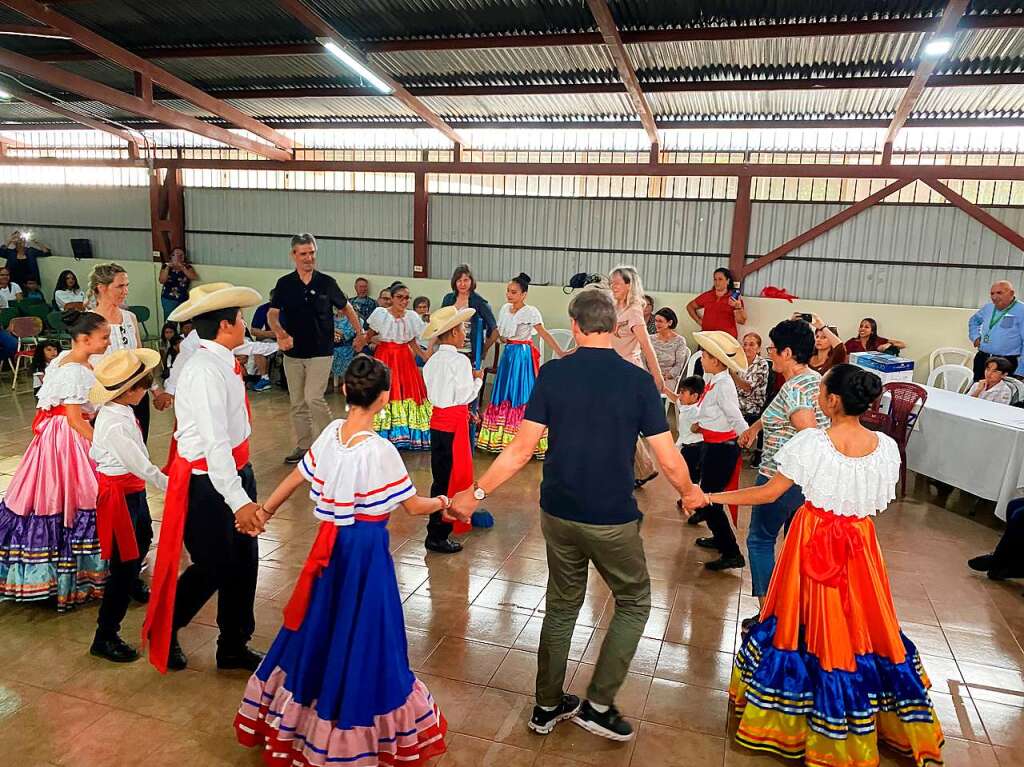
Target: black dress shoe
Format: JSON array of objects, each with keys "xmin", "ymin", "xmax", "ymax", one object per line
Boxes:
[
  {"xmin": 704, "ymin": 554, "xmax": 746, "ymax": 571},
  {"xmin": 167, "ymin": 638, "xmax": 188, "ymax": 671},
  {"xmin": 90, "ymin": 634, "xmax": 140, "ymax": 663},
  {"xmin": 686, "ymin": 509, "xmax": 707, "ymax": 526},
  {"xmin": 695, "ymin": 537, "xmax": 719, "ymax": 550},
  {"xmin": 424, "ymin": 537, "xmax": 463, "ymax": 554},
  {"xmin": 129, "ymin": 579, "xmax": 150, "ymax": 604},
  {"xmin": 217, "ymin": 646, "xmax": 265, "ymax": 671},
  {"xmin": 968, "ymin": 554, "xmax": 995, "ymax": 572}
]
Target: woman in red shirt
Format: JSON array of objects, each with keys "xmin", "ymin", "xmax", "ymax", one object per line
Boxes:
[
  {"xmin": 844, "ymin": 317, "xmax": 907, "ymax": 355},
  {"xmin": 686, "ymin": 267, "xmax": 747, "ymax": 337}
]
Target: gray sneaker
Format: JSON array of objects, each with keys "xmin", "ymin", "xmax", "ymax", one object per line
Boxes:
[{"xmin": 284, "ymin": 448, "xmax": 305, "ymax": 465}]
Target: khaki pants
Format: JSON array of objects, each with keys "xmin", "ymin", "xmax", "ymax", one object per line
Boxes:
[
  {"xmin": 283, "ymin": 355, "xmax": 334, "ymax": 450},
  {"xmin": 634, "ymin": 437, "xmax": 655, "ymax": 480},
  {"xmin": 536, "ymin": 513, "xmax": 651, "ymax": 708}
]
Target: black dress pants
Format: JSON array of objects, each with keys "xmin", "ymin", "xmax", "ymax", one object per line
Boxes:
[
  {"xmin": 172, "ymin": 465, "xmax": 258, "ymax": 651},
  {"xmin": 680, "ymin": 442, "xmax": 703, "ymax": 484},
  {"xmin": 992, "ymin": 498, "xmax": 1024, "ymax": 575},
  {"xmin": 427, "ymin": 428, "xmax": 454, "ymax": 544},
  {"xmin": 96, "ymin": 490, "xmax": 153, "ymax": 639},
  {"xmin": 700, "ymin": 441, "xmax": 741, "ymax": 558},
  {"xmin": 131, "ymin": 392, "xmax": 151, "ymax": 442}
]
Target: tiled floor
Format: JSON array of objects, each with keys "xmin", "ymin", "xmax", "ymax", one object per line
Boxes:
[{"xmin": 1, "ymin": 381, "xmax": 1023, "ymax": 766}]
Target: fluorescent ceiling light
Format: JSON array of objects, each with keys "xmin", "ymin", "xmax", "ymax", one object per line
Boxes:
[
  {"xmin": 923, "ymin": 38, "xmax": 953, "ymax": 57},
  {"xmin": 318, "ymin": 38, "xmax": 392, "ymax": 94}
]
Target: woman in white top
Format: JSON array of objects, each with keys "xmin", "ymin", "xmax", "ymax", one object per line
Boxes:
[
  {"xmin": 691, "ymin": 330, "xmax": 749, "ymax": 572},
  {"xmin": 0, "ymin": 310, "xmax": 111, "ymax": 611},
  {"xmin": 364, "ymin": 282, "xmax": 431, "ymax": 450},
  {"xmin": 0, "ymin": 266, "xmax": 22, "ymax": 306},
  {"xmin": 477, "ymin": 273, "xmax": 563, "ymax": 458},
  {"xmin": 53, "ymin": 269, "xmax": 86, "ymax": 310},
  {"xmin": 704, "ymin": 364, "xmax": 943, "ymax": 767},
  {"xmin": 88, "ymin": 262, "xmax": 170, "ymax": 441}
]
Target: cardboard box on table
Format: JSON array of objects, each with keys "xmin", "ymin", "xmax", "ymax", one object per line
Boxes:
[{"xmin": 850, "ymin": 352, "xmax": 915, "ymax": 385}]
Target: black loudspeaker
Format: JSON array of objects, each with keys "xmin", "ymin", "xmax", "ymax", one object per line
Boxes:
[{"xmin": 70, "ymin": 238, "xmax": 93, "ymax": 260}]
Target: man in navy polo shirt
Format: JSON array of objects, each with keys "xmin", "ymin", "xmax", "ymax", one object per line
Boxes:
[{"xmin": 452, "ymin": 285, "xmax": 703, "ymax": 742}]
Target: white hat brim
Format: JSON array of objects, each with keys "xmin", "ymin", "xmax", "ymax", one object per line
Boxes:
[
  {"xmin": 694, "ymin": 331, "xmax": 748, "ymax": 375},
  {"xmin": 422, "ymin": 307, "xmax": 476, "ymax": 340},
  {"xmin": 168, "ymin": 286, "xmax": 262, "ymax": 322}
]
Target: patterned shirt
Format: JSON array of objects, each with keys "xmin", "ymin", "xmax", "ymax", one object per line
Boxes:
[
  {"xmin": 759, "ymin": 370, "xmax": 830, "ymax": 478},
  {"xmin": 350, "ymin": 295, "xmax": 378, "ymax": 324},
  {"xmin": 737, "ymin": 355, "xmax": 770, "ymax": 415}
]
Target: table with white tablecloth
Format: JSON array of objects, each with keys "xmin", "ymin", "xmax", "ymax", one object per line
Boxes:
[{"xmin": 904, "ymin": 384, "xmax": 1024, "ymax": 520}]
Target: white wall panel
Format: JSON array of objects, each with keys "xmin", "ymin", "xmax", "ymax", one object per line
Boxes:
[
  {"xmin": 744, "ymin": 201, "xmax": 1024, "ymax": 308},
  {"xmin": 0, "ymin": 184, "xmax": 150, "ymax": 261},
  {"xmin": 429, "ymin": 194, "xmax": 732, "ymax": 293},
  {"xmin": 184, "ymin": 188, "xmax": 413, "ymax": 275}
]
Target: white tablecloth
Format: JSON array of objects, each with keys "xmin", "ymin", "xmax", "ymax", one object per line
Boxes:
[{"xmin": 904, "ymin": 385, "xmax": 1024, "ymax": 520}]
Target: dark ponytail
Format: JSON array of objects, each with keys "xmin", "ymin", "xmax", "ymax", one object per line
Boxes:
[
  {"xmin": 63, "ymin": 309, "xmax": 107, "ymax": 339},
  {"xmin": 343, "ymin": 354, "xmax": 391, "ymax": 407},
  {"xmin": 510, "ymin": 272, "xmax": 531, "ymax": 293},
  {"xmin": 823, "ymin": 363, "xmax": 882, "ymax": 416}
]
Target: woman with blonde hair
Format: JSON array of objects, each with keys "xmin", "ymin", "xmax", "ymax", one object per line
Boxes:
[{"xmin": 609, "ymin": 265, "xmax": 665, "ymax": 487}]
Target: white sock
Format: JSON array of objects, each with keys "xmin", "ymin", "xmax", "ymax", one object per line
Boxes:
[
  {"xmin": 589, "ymin": 701, "xmax": 610, "ymax": 713},
  {"xmin": 538, "ymin": 704, "xmax": 557, "ymax": 712},
  {"xmin": 260, "ymin": 374, "xmax": 269, "ymax": 381}
]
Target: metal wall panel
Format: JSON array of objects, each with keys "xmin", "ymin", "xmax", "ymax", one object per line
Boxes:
[
  {"xmin": 0, "ymin": 184, "xmax": 150, "ymax": 261},
  {"xmin": 745, "ymin": 201, "xmax": 1024, "ymax": 309},
  {"xmin": 184, "ymin": 188, "xmax": 413, "ymax": 275},
  {"xmin": 429, "ymin": 194, "xmax": 732, "ymax": 293}
]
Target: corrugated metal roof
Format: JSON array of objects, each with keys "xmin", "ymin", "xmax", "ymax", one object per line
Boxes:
[
  {"xmin": 648, "ymin": 88, "xmax": 905, "ymax": 119},
  {"xmin": 420, "ymin": 92, "xmax": 636, "ymax": 119},
  {"xmin": 913, "ymin": 83, "xmax": 1024, "ymax": 116},
  {"xmin": 370, "ymin": 45, "xmax": 615, "ymax": 82}
]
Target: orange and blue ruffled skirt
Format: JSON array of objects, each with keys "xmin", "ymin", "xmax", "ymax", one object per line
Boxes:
[{"xmin": 730, "ymin": 503, "xmax": 944, "ymax": 767}]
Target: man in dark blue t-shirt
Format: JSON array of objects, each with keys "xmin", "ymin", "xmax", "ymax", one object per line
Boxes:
[{"xmin": 451, "ymin": 285, "xmax": 702, "ymax": 742}]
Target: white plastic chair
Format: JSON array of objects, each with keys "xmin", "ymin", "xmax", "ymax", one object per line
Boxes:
[
  {"xmin": 929, "ymin": 347, "xmax": 974, "ymax": 374},
  {"xmin": 685, "ymin": 350, "xmax": 702, "ymax": 379},
  {"xmin": 1003, "ymin": 376, "xmax": 1024, "ymax": 406},
  {"xmin": 539, "ymin": 328, "xmax": 575, "ymax": 364},
  {"xmin": 926, "ymin": 364, "xmax": 974, "ymax": 394}
]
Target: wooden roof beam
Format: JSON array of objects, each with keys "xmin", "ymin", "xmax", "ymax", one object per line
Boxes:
[
  {"xmin": 585, "ymin": 0, "xmax": 658, "ymax": 149},
  {"xmin": 0, "ymin": 47, "xmax": 291, "ymax": 160},
  {"xmin": 274, "ymin": 0, "xmax": 464, "ymax": 147},
  {"xmin": 1, "ymin": 82, "xmax": 139, "ymax": 147},
  {"xmin": 0, "ymin": 0, "xmax": 293, "ymax": 153},
  {"xmin": 884, "ymin": 0, "xmax": 970, "ymax": 147}
]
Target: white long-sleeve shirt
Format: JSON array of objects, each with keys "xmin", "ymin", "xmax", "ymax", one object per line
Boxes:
[
  {"xmin": 165, "ymin": 329, "xmax": 278, "ymax": 395},
  {"xmin": 173, "ymin": 340, "xmax": 252, "ymax": 511},
  {"xmin": 422, "ymin": 344, "xmax": 482, "ymax": 408},
  {"xmin": 90, "ymin": 402, "xmax": 168, "ymax": 491},
  {"xmin": 696, "ymin": 369, "xmax": 748, "ymax": 436}
]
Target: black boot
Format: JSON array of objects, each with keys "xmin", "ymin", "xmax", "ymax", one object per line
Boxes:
[
  {"xmin": 90, "ymin": 633, "xmax": 140, "ymax": 663},
  {"xmin": 167, "ymin": 636, "xmax": 188, "ymax": 671},
  {"xmin": 217, "ymin": 645, "xmax": 265, "ymax": 671}
]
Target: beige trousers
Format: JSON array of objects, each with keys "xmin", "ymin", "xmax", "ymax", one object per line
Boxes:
[{"xmin": 283, "ymin": 355, "xmax": 334, "ymax": 450}]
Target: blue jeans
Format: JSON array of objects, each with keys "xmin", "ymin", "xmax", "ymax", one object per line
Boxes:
[
  {"xmin": 747, "ymin": 473, "xmax": 806, "ymax": 597},
  {"xmin": 161, "ymin": 296, "xmax": 183, "ymax": 324}
]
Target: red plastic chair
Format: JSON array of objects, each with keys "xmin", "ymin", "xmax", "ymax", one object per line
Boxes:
[
  {"xmin": 881, "ymin": 382, "xmax": 928, "ymax": 497},
  {"xmin": 7, "ymin": 315, "xmax": 43, "ymax": 391}
]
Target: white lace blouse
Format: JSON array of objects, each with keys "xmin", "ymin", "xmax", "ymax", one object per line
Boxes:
[
  {"xmin": 367, "ymin": 308, "xmax": 425, "ymax": 344},
  {"xmin": 36, "ymin": 351, "xmax": 97, "ymax": 415},
  {"xmin": 774, "ymin": 428, "xmax": 901, "ymax": 518},
  {"xmin": 496, "ymin": 303, "xmax": 542, "ymax": 341}
]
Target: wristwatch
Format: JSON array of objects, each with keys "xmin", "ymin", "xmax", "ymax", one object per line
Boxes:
[{"xmin": 473, "ymin": 482, "xmax": 487, "ymax": 501}]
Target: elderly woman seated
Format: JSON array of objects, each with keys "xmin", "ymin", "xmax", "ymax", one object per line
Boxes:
[{"xmin": 844, "ymin": 317, "xmax": 907, "ymax": 355}]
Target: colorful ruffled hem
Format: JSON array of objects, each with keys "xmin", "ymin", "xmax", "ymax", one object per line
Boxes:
[
  {"xmin": 373, "ymin": 398, "xmax": 431, "ymax": 451},
  {"xmin": 0, "ymin": 502, "xmax": 106, "ymax": 610},
  {"xmin": 730, "ymin": 616, "xmax": 944, "ymax": 767},
  {"xmin": 477, "ymin": 401, "xmax": 547, "ymax": 458},
  {"xmin": 235, "ymin": 670, "xmax": 447, "ymax": 767}
]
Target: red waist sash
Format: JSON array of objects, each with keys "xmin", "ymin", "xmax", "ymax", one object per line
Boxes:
[
  {"xmin": 700, "ymin": 428, "xmax": 741, "ymax": 524},
  {"xmin": 142, "ymin": 439, "xmax": 250, "ymax": 673},
  {"xmin": 801, "ymin": 503, "xmax": 865, "ymax": 614},
  {"xmin": 506, "ymin": 338, "xmax": 540, "ymax": 375},
  {"xmin": 31, "ymin": 405, "xmax": 67, "ymax": 435},
  {"xmin": 282, "ymin": 513, "xmax": 391, "ymax": 631},
  {"xmin": 430, "ymin": 404, "xmax": 473, "ymax": 534},
  {"xmin": 96, "ymin": 473, "xmax": 147, "ymax": 561}
]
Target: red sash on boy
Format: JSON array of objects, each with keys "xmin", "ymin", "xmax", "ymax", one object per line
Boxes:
[
  {"xmin": 142, "ymin": 438, "xmax": 250, "ymax": 673},
  {"xmin": 696, "ymin": 382, "xmax": 741, "ymax": 524},
  {"xmin": 31, "ymin": 405, "xmax": 67, "ymax": 435},
  {"xmin": 430, "ymin": 404, "xmax": 473, "ymax": 534},
  {"xmin": 96, "ymin": 473, "xmax": 146, "ymax": 561},
  {"xmin": 506, "ymin": 338, "xmax": 540, "ymax": 375}
]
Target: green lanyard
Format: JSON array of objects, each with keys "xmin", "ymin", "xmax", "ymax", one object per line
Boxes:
[{"xmin": 988, "ymin": 299, "xmax": 1017, "ymax": 332}]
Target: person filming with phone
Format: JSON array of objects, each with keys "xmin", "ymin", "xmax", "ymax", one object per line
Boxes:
[
  {"xmin": 1, "ymin": 229, "xmax": 49, "ymax": 288},
  {"xmin": 686, "ymin": 266, "xmax": 746, "ymax": 338},
  {"xmin": 159, "ymin": 247, "xmax": 199, "ymax": 323}
]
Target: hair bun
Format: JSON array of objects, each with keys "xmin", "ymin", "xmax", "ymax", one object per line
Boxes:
[{"xmin": 516, "ymin": 272, "xmax": 531, "ymax": 285}]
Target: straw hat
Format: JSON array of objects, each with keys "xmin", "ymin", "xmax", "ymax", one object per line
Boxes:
[
  {"xmin": 168, "ymin": 281, "xmax": 262, "ymax": 322},
  {"xmin": 89, "ymin": 348, "xmax": 162, "ymax": 405},
  {"xmin": 693, "ymin": 331, "xmax": 748, "ymax": 375},
  {"xmin": 421, "ymin": 305, "xmax": 476, "ymax": 340}
]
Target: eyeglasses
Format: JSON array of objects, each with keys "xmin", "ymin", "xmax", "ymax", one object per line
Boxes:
[
  {"xmin": 765, "ymin": 345, "xmax": 777, "ymax": 354},
  {"xmin": 393, "ymin": 294, "xmax": 410, "ymax": 301}
]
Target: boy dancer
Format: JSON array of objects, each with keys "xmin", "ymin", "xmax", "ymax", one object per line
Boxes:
[
  {"xmin": 421, "ymin": 305, "xmax": 481, "ymax": 553},
  {"xmin": 89, "ymin": 348, "xmax": 166, "ymax": 662},
  {"xmin": 143, "ymin": 283, "xmax": 265, "ymax": 673}
]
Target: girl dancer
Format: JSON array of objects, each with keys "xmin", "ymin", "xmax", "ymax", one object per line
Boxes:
[
  {"xmin": 235, "ymin": 356, "xmax": 448, "ymax": 767},
  {"xmin": 704, "ymin": 364, "xmax": 943, "ymax": 767},
  {"xmin": 477, "ymin": 273, "xmax": 564, "ymax": 457},
  {"xmin": 364, "ymin": 282, "xmax": 432, "ymax": 449},
  {"xmin": 0, "ymin": 310, "xmax": 110, "ymax": 610}
]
